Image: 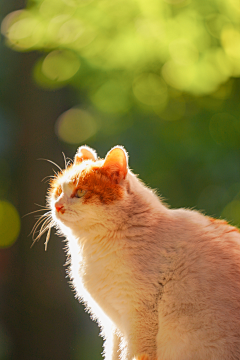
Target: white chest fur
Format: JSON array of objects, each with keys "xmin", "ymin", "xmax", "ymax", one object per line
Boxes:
[{"xmin": 68, "ymin": 233, "xmax": 136, "ymax": 335}]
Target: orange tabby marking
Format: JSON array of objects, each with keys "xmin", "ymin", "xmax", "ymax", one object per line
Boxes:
[
  {"xmin": 71, "ymin": 164, "xmax": 124, "ymax": 205},
  {"xmin": 135, "ymin": 354, "xmax": 150, "ymax": 360},
  {"xmin": 49, "ymin": 162, "xmax": 124, "ymax": 205},
  {"xmin": 209, "ymin": 217, "xmax": 240, "ymax": 233}
]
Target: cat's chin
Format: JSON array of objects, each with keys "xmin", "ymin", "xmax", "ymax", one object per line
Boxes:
[{"xmin": 53, "ymin": 210, "xmax": 80, "ymax": 226}]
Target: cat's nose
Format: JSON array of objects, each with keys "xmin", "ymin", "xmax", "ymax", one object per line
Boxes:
[{"xmin": 55, "ymin": 203, "xmax": 64, "ymax": 213}]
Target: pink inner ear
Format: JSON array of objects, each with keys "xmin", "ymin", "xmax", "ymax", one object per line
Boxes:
[
  {"xmin": 74, "ymin": 146, "xmax": 97, "ymax": 164},
  {"xmin": 103, "ymin": 147, "xmax": 128, "ymax": 179}
]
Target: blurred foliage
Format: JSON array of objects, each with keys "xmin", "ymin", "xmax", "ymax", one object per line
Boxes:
[
  {"xmin": 2, "ymin": 0, "xmax": 240, "ymax": 240},
  {"xmin": 4, "ymin": 0, "xmax": 240, "ymax": 224},
  {"xmin": 3, "ymin": 0, "xmax": 240, "ymax": 101}
]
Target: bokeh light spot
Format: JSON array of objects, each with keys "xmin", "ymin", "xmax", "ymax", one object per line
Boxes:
[
  {"xmin": 162, "ymin": 61, "xmax": 195, "ymax": 91},
  {"xmin": 56, "ymin": 108, "xmax": 98, "ymax": 144},
  {"xmin": 229, "ymin": 0, "xmax": 240, "ymax": 14},
  {"xmin": 132, "ymin": 73, "xmax": 168, "ymax": 108},
  {"xmin": 0, "ymin": 201, "xmax": 20, "ymax": 248},
  {"xmin": 57, "ymin": 19, "xmax": 84, "ymax": 44},
  {"xmin": 221, "ymin": 200, "xmax": 240, "ymax": 227},
  {"xmin": 221, "ymin": 27, "xmax": 240, "ymax": 60},
  {"xmin": 2, "ymin": 11, "xmax": 44, "ymax": 50},
  {"xmin": 91, "ymin": 80, "xmax": 130, "ymax": 113},
  {"xmin": 205, "ymin": 14, "xmax": 230, "ymax": 39},
  {"xmin": 164, "ymin": 0, "xmax": 189, "ymax": 4},
  {"xmin": 169, "ymin": 39, "xmax": 199, "ymax": 66},
  {"xmin": 42, "ymin": 50, "xmax": 80, "ymax": 82},
  {"xmin": 40, "ymin": 0, "xmax": 69, "ymax": 17}
]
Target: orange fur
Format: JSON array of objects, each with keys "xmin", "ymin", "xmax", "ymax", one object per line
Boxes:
[
  {"xmin": 209, "ymin": 217, "xmax": 239, "ymax": 233},
  {"xmin": 135, "ymin": 355, "xmax": 150, "ymax": 360},
  {"xmin": 49, "ymin": 179, "xmax": 62, "ymax": 199},
  {"xmin": 72, "ymin": 164, "xmax": 124, "ymax": 204},
  {"xmin": 49, "ymin": 166, "xmax": 72, "ymax": 196}
]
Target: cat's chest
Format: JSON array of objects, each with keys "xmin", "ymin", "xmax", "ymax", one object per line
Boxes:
[
  {"xmin": 85, "ymin": 249, "xmax": 128, "ymax": 293},
  {"xmin": 79, "ymin": 241, "xmax": 134, "ymax": 314}
]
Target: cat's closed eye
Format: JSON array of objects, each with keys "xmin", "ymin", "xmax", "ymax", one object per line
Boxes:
[{"xmin": 75, "ymin": 189, "xmax": 86, "ymax": 198}]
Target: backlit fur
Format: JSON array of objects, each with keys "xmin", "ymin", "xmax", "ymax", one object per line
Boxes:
[{"xmin": 45, "ymin": 145, "xmax": 240, "ymax": 360}]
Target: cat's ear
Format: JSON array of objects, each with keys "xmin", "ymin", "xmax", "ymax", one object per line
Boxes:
[
  {"xmin": 102, "ymin": 146, "xmax": 128, "ymax": 183},
  {"xmin": 74, "ymin": 145, "xmax": 98, "ymax": 164}
]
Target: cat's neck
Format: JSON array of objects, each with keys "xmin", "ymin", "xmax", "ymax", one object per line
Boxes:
[{"xmin": 127, "ymin": 170, "xmax": 166, "ymax": 211}]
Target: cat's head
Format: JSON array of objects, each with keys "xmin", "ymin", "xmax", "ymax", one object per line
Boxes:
[{"xmin": 48, "ymin": 145, "xmax": 129, "ymax": 231}]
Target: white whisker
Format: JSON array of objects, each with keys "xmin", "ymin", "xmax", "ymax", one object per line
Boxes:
[
  {"xmin": 66, "ymin": 157, "xmax": 73, "ymax": 165},
  {"xmin": 52, "ymin": 169, "xmax": 59, "ymax": 177},
  {"xmin": 31, "ymin": 211, "xmax": 52, "ymax": 244},
  {"xmin": 38, "ymin": 218, "xmax": 51, "ymax": 236},
  {"xmin": 38, "ymin": 158, "xmax": 63, "ymax": 172},
  {"xmin": 34, "ymin": 203, "xmax": 49, "ymax": 208},
  {"xmin": 62, "ymin": 152, "xmax": 67, "ymax": 169},
  {"xmin": 31, "ymin": 215, "xmax": 53, "ymax": 249},
  {"xmin": 41, "ymin": 175, "xmax": 56, "ymax": 183},
  {"xmin": 31, "ymin": 216, "xmax": 47, "ymax": 236},
  {"xmin": 23, "ymin": 208, "xmax": 48, "ymax": 218},
  {"xmin": 44, "ymin": 225, "xmax": 53, "ymax": 251}
]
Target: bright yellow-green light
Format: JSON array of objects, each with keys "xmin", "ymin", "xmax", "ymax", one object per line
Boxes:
[
  {"xmin": 57, "ymin": 19, "xmax": 84, "ymax": 44},
  {"xmin": 3, "ymin": 0, "xmax": 240, "ymax": 103},
  {"xmin": 162, "ymin": 60, "xmax": 195, "ymax": 91},
  {"xmin": 42, "ymin": 50, "xmax": 80, "ymax": 81},
  {"xmin": 169, "ymin": 39, "xmax": 199, "ymax": 66},
  {"xmin": 56, "ymin": 108, "xmax": 98, "ymax": 144},
  {"xmin": 1, "ymin": 10, "xmax": 44, "ymax": 50},
  {"xmin": 0, "ymin": 201, "xmax": 20, "ymax": 248}
]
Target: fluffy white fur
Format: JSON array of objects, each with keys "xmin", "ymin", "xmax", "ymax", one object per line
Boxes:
[{"xmin": 48, "ymin": 146, "xmax": 240, "ymax": 360}]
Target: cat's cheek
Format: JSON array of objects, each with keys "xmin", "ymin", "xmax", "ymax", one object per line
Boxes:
[{"xmin": 52, "ymin": 211, "xmax": 71, "ymax": 229}]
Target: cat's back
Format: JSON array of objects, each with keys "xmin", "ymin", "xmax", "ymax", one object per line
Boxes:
[
  {"xmin": 156, "ymin": 208, "xmax": 240, "ymax": 359},
  {"xmin": 166, "ymin": 207, "xmax": 240, "ymax": 301},
  {"xmin": 170, "ymin": 206, "xmax": 240, "ymax": 260}
]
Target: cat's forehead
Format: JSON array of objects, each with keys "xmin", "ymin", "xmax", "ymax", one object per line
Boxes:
[
  {"xmin": 60, "ymin": 159, "xmax": 104, "ymax": 185},
  {"xmin": 50, "ymin": 159, "xmax": 106, "ymax": 193}
]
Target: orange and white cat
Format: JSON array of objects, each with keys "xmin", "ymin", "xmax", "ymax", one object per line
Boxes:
[{"xmin": 44, "ymin": 145, "xmax": 240, "ymax": 360}]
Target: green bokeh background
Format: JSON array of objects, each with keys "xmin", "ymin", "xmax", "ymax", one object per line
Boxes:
[{"xmin": 1, "ymin": 0, "xmax": 240, "ymax": 359}]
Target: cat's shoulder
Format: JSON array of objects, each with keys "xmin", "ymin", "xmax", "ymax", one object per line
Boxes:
[{"xmin": 170, "ymin": 207, "xmax": 240, "ymax": 236}]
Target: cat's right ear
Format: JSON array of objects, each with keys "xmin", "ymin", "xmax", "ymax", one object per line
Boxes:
[
  {"xmin": 102, "ymin": 146, "xmax": 128, "ymax": 183},
  {"xmin": 74, "ymin": 145, "xmax": 98, "ymax": 164}
]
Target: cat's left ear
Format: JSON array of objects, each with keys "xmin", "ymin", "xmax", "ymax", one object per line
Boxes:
[
  {"xmin": 74, "ymin": 145, "xmax": 98, "ymax": 164},
  {"xmin": 102, "ymin": 146, "xmax": 128, "ymax": 183}
]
